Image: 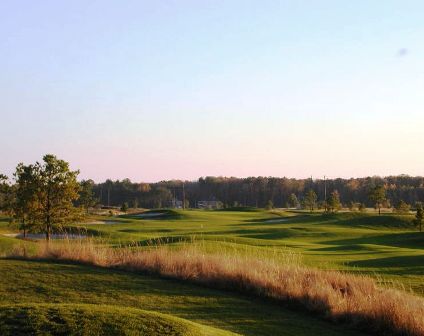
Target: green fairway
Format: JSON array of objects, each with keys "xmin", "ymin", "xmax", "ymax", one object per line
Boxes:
[
  {"xmin": 0, "ymin": 210, "xmax": 422, "ymax": 335},
  {"xmin": 0, "ymin": 259, "xmax": 366, "ymax": 336},
  {"xmin": 70, "ymin": 210, "xmax": 424, "ymax": 295}
]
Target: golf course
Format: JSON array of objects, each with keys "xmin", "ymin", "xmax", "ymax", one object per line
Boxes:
[{"xmin": 0, "ymin": 209, "xmax": 422, "ymax": 335}]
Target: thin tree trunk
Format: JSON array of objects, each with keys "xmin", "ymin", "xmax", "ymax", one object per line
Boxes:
[
  {"xmin": 22, "ymin": 218, "xmax": 26, "ymax": 238},
  {"xmin": 46, "ymin": 221, "xmax": 51, "ymax": 241}
]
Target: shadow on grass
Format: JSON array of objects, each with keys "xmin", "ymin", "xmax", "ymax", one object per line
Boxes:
[
  {"xmin": 216, "ymin": 207, "xmax": 261, "ymax": 212},
  {"xmin": 347, "ymin": 255, "xmax": 424, "ymax": 272},
  {"xmin": 319, "ymin": 213, "xmax": 415, "ymax": 229},
  {"xmin": 0, "ymin": 259, "xmax": 368, "ymax": 336},
  {"xmin": 317, "ymin": 232, "xmax": 424, "ymax": 250},
  {"xmin": 119, "ymin": 209, "xmax": 184, "ymax": 221}
]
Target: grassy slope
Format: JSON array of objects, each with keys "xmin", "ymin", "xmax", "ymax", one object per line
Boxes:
[
  {"xmin": 0, "ymin": 259, "xmax": 366, "ymax": 336},
  {"xmin": 72, "ymin": 210, "xmax": 424, "ymax": 295},
  {"xmin": 0, "ymin": 211, "xmax": 422, "ymax": 335},
  {"xmin": 0, "ymin": 303, "xmax": 233, "ymax": 336}
]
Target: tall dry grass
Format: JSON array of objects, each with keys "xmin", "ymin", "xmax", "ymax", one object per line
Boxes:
[{"xmin": 10, "ymin": 240, "xmax": 424, "ymax": 336}]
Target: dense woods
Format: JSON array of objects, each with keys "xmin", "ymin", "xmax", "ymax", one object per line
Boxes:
[
  {"xmin": 0, "ymin": 155, "xmax": 423, "ymax": 242},
  {"xmin": 2, "ymin": 155, "xmax": 424, "ymax": 219},
  {"xmin": 92, "ymin": 175, "xmax": 424, "ymax": 209}
]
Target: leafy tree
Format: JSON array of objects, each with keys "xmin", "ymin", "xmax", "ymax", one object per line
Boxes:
[
  {"xmin": 132, "ymin": 198, "xmax": 139, "ymax": 209},
  {"xmin": 151, "ymin": 186, "xmax": 172, "ymax": 209},
  {"xmin": 265, "ymin": 200, "xmax": 274, "ymax": 210},
  {"xmin": 13, "ymin": 164, "xmax": 40, "ymax": 237},
  {"xmin": 34, "ymin": 155, "xmax": 80, "ymax": 240},
  {"xmin": 0, "ymin": 175, "xmax": 17, "ymax": 222},
  {"xmin": 394, "ymin": 200, "xmax": 410, "ymax": 214},
  {"xmin": 121, "ymin": 202, "xmax": 129, "ymax": 213},
  {"xmin": 317, "ymin": 200, "xmax": 326, "ymax": 211},
  {"xmin": 89, "ymin": 175, "xmax": 424, "ymax": 210},
  {"xmin": 368, "ymin": 185, "xmax": 386, "ymax": 215},
  {"xmin": 327, "ymin": 190, "xmax": 341, "ymax": 213},
  {"xmin": 304, "ymin": 189, "xmax": 317, "ymax": 212},
  {"xmin": 0, "ymin": 174, "xmax": 9, "ymax": 212},
  {"xmin": 414, "ymin": 203, "xmax": 423, "ymax": 232},
  {"xmin": 288, "ymin": 193, "xmax": 299, "ymax": 208},
  {"xmin": 78, "ymin": 179, "xmax": 97, "ymax": 214},
  {"xmin": 183, "ymin": 199, "xmax": 190, "ymax": 209},
  {"xmin": 348, "ymin": 201, "xmax": 356, "ymax": 211}
]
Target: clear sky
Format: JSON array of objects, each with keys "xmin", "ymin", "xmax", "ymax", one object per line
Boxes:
[{"xmin": 1, "ymin": 1, "xmax": 423, "ymax": 182}]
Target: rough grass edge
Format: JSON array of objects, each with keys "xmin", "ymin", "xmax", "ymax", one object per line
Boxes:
[{"xmin": 8, "ymin": 240, "xmax": 424, "ymax": 336}]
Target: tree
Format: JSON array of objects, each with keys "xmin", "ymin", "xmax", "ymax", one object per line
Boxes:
[
  {"xmin": 121, "ymin": 202, "xmax": 129, "ymax": 213},
  {"xmin": 78, "ymin": 179, "xmax": 97, "ymax": 214},
  {"xmin": 0, "ymin": 174, "xmax": 10, "ymax": 212},
  {"xmin": 414, "ymin": 203, "xmax": 423, "ymax": 232},
  {"xmin": 151, "ymin": 186, "xmax": 172, "ymax": 209},
  {"xmin": 368, "ymin": 185, "xmax": 386, "ymax": 215},
  {"xmin": 304, "ymin": 189, "xmax": 317, "ymax": 212},
  {"xmin": 358, "ymin": 203, "xmax": 366, "ymax": 212},
  {"xmin": 13, "ymin": 164, "xmax": 40, "ymax": 237},
  {"xmin": 394, "ymin": 200, "xmax": 410, "ymax": 214},
  {"xmin": 183, "ymin": 198, "xmax": 190, "ymax": 209},
  {"xmin": 288, "ymin": 193, "xmax": 299, "ymax": 208},
  {"xmin": 265, "ymin": 200, "xmax": 274, "ymax": 210},
  {"xmin": 132, "ymin": 198, "xmax": 139, "ymax": 209},
  {"xmin": 34, "ymin": 155, "xmax": 80, "ymax": 240},
  {"xmin": 0, "ymin": 175, "xmax": 17, "ymax": 223},
  {"xmin": 327, "ymin": 190, "xmax": 341, "ymax": 213}
]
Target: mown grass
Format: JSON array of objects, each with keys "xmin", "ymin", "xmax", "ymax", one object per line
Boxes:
[
  {"xmin": 66, "ymin": 210, "xmax": 424, "ymax": 295},
  {"xmin": 11, "ymin": 239, "xmax": 424, "ymax": 336},
  {"xmin": 0, "ymin": 303, "xmax": 235, "ymax": 336},
  {"xmin": 0, "ymin": 259, "xmax": 365, "ymax": 336},
  {"xmin": 0, "ymin": 210, "xmax": 423, "ymax": 335}
]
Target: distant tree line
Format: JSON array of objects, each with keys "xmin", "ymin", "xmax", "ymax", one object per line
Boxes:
[
  {"xmin": 2, "ymin": 156, "xmax": 424, "ymax": 237},
  {"xmin": 91, "ymin": 175, "xmax": 424, "ymax": 211}
]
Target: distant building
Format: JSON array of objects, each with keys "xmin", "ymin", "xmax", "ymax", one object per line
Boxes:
[{"xmin": 197, "ymin": 200, "xmax": 221, "ymax": 209}]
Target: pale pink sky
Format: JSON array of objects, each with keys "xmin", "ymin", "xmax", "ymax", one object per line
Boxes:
[{"xmin": 1, "ymin": 1, "xmax": 424, "ymax": 182}]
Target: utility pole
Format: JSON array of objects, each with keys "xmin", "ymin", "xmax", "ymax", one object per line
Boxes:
[
  {"xmin": 324, "ymin": 175, "xmax": 328, "ymax": 213},
  {"xmin": 324, "ymin": 175, "xmax": 327, "ymax": 201},
  {"xmin": 182, "ymin": 182, "xmax": 186, "ymax": 210}
]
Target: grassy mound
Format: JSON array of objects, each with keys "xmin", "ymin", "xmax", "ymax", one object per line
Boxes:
[
  {"xmin": 321, "ymin": 212, "xmax": 415, "ymax": 228},
  {"xmin": 0, "ymin": 303, "xmax": 235, "ymax": 336}
]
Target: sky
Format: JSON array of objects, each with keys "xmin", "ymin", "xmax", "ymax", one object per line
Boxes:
[{"xmin": 1, "ymin": 1, "xmax": 423, "ymax": 182}]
